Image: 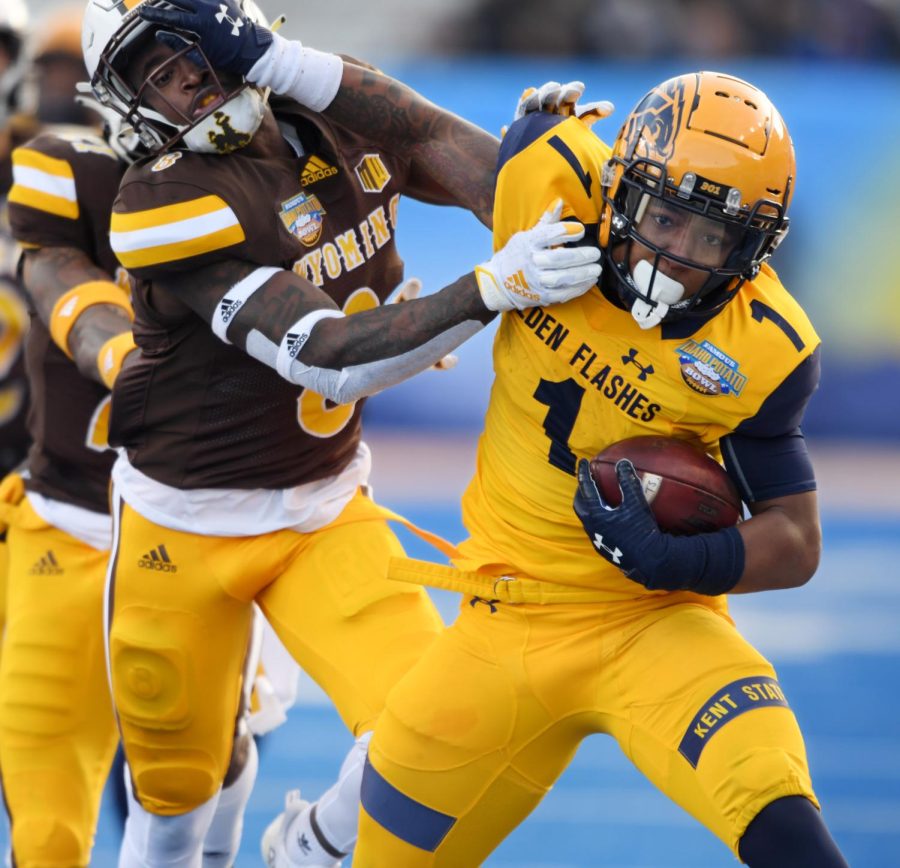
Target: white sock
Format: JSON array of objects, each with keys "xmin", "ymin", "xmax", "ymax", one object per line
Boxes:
[
  {"xmin": 286, "ymin": 732, "xmax": 371, "ymax": 861},
  {"xmin": 202, "ymin": 736, "xmax": 259, "ymax": 867},
  {"xmin": 118, "ymin": 770, "xmax": 219, "ymax": 868}
]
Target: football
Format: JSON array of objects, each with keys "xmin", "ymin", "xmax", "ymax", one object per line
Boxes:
[{"xmin": 588, "ymin": 436, "xmax": 742, "ymax": 535}]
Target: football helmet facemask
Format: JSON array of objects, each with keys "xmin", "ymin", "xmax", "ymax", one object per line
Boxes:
[
  {"xmin": 599, "ymin": 70, "xmax": 795, "ymax": 326},
  {"xmin": 81, "ymin": 0, "xmax": 268, "ymax": 154}
]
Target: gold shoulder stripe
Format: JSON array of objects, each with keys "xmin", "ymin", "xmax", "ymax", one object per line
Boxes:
[
  {"xmin": 12, "ymin": 147, "xmax": 75, "ymax": 178},
  {"xmin": 114, "ymin": 225, "xmax": 246, "ymax": 269},
  {"xmin": 8, "ymin": 147, "xmax": 78, "ymax": 219},
  {"xmin": 111, "ymin": 194, "xmax": 232, "ymax": 232},
  {"xmin": 110, "ymin": 195, "xmax": 245, "ymax": 268}
]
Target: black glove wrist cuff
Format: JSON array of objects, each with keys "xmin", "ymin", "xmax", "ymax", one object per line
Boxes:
[{"xmin": 681, "ymin": 525, "xmax": 745, "ymax": 596}]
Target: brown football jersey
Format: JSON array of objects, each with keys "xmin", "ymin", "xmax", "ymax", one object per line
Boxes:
[
  {"xmin": 7, "ymin": 131, "xmax": 127, "ymax": 512},
  {"xmin": 109, "ymin": 101, "xmax": 412, "ymax": 490}
]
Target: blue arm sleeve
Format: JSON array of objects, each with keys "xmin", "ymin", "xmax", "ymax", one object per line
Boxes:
[
  {"xmin": 720, "ymin": 346, "xmax": 821, "ymax": 503},
  {"xmin": 721, "ymin": 428, "xmax": 816, "ymax": 504},
  {"xmin": 498, "ymin": 113, "xmax": 566, "ymax": 173}
]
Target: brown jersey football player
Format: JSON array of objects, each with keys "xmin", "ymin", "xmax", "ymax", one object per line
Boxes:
[
  {"xmin": 81, "ymin": 0, "xmax": 601, "ymax": 866},
  {"xmin": 2, "ymin": 125, "xmax": 133, "ymax": 868},
  {"xmin": 2, "ymin": 109, "xmax": 307, "ymax": 866}
]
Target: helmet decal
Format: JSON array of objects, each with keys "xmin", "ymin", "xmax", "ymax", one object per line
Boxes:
[
  {"xmin": 600, "ymin": 71, "xmax": 795, "ymax": 327},
  {"xmin": 622, "ymin": 77, "xmax": 687, "ymax": 162}
]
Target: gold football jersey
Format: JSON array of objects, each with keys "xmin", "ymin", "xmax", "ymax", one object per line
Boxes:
[{"xmin": 455, "ymin": 116, "xmax": 820, "ymax": 600}]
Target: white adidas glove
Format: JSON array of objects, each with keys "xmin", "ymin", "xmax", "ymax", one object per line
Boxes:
[
  {"xmin": 474, "ymin": 200, "xmax": 601, "ymax": 312},
  {"xmin": 513, "ymin": 80, "xmax": 614, "ymax": 127},
  {"xmin": 390, "ymin": 278, "xmax": 458, "ymax": 370}
]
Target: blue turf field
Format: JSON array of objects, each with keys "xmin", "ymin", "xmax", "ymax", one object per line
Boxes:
[{"xmin": 6, "ymin": 507, "xmax": 899, "ymax": 867}]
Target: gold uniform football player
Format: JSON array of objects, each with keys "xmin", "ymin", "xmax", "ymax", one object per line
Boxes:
[
  {"xmin": 353, "ymin": 77, "xmax": 849, "ymax": 867},
  {"xmin": 80, "ymin": 0, "xmax": 600, "ymax": 865}
]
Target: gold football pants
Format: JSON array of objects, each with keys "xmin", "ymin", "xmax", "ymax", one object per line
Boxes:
[
  {"xmin": 0, "ymin": 498, "xmax": 118, "ymax": 868},
  {"xmin": 107, "ymin": 489, "xmax": 444, "ymax": 815},
  {"xmin": 355, "ymin": 596, "xmax": 818, "ymax": 865}
]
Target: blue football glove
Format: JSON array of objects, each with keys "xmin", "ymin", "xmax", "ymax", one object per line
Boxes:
[
  {"xmin": 573, "ymin": 458, "xmax": 745, "ymax": 595},
  {"xmin": 139, "ymin": 0, "xmax": 273, "ymax": 77}
]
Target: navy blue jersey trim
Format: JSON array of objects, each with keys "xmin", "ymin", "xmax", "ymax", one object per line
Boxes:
[
  {"xmin": 736, "ymin": 346, "xmax": 821, "ymax": 437},
  {"xmin": 721, "ymin": 428, "xmax": 816, "ymax": 504},
  {"xmin": 360, "ymin": 757, "xmax": 456, "ymax": 852},
  {"xmin": 497, "ymin": 113, "xmax": 567, "ymax": 174}
]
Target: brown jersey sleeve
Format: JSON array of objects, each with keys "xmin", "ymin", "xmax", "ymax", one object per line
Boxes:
[
  {"xmin": 7, "ymin": 132, "xmax": 125, "ymax": 275},
  {"xmin": 111, "ymin": 149, "xmax": 286, "ymax": 280}
]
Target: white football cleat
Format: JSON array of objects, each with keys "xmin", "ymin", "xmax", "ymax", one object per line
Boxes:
[{"xmin": 261, "ymin": 790, "xmax": 343, "ymax": 868}]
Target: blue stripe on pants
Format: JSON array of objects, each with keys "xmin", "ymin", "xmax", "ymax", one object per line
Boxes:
[{"xmin": 360, "ymin": 756, "xmax": 456, "ymax": 852}]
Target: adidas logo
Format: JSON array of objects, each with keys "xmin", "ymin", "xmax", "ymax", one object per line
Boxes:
[
  {"xmin": 504, "ymin": 270, "xmax": 538, "ymax": 301},
  {"xmin": 284, "ymin": 331, "xmax": 308, "ymax": 360},
  {"xmin": 29, "ymin": 550, "xmax": 63, "ymax": 575},
  {"xmin": 59, "ymin": 296, "xmax": 79, "ymax": 318},
  {"xmin": 138, "ymin": 544, "xmax": 177, "ymax": 572},
  {"xmin": 219, "ymin": 296, "xmax": 243, "ymax": 324},
  {"xmin": 301, "ymin": 155, "xmax": 338, "ymax": 187}
]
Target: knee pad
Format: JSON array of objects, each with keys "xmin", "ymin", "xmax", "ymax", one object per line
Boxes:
[
  {"xmin": 12, "ymin": 816, "xmax": 85, "ymax": 868},
  {"xmin": 1, "ymin": 613, "xmax": 89, "ymax": 738},
  {"xmin": 111, "ymin": 607, "xmax": 221, "ymax": 812},
  {"xmin": 109, "ymin": 606, "xmax": 193, "ymax": 731}
]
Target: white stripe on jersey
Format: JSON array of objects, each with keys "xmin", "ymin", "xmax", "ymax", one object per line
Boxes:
[
  {"xmin": 12, "ymin": 165, "xmax": 77, "ymax": 202},
  {"xmin": 109, "ymin": 204, "xmax": 240, "ymax": 254}
]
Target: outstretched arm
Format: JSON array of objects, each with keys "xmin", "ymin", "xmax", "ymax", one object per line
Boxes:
[{"xmin": 149, "ymin": 203, "xmax": 600, "ymax": 404}]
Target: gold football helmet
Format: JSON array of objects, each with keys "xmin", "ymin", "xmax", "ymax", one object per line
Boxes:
[{"xmin": 599, "ymin": 71, "xmax": 795, "ymax": 322}]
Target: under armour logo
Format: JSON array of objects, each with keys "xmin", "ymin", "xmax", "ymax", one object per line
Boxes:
[
  {"xmin": 469, "ymin": 596, "xmax": 500, "ymax": 614},
  {"xmin": 215, "ymin": 4, "xmax": 245, "ymax": 35},
  {"xmin": 298, "ymin": 833, "xmax": 312, "ymax": 855},
  {"xmin": 621, "ymin": 347, "xmax": 654, "ymax": 381},
  {"xmin": 592, "ymin": 533, "xmax": 622, "ymax": 564}
]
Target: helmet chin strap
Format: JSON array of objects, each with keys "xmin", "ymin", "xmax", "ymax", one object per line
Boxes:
[{"xmin": 629, "ymin": 259, "xmax": 685, "ymax": 329}]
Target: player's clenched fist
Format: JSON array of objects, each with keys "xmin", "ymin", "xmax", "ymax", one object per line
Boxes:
[{"xmin": 474, "ymin": 199, "xmax": 601, "ymax": 312}]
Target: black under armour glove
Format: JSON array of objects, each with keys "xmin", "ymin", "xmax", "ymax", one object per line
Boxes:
[
  {"xmin": 139, "ymin": 0, "xmax": 273, "ymax": 76},
  {"xmin": 573, "ymin": 458, "xmax": 745, "ymax": 595}
]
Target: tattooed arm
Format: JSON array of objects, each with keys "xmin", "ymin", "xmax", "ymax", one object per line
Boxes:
[
  {"xmin": 156, "ymin": 199, "xmax": 600, "ymax": 403},
  {"xmin": 326, "ymin": 64, "xmax": 498, "ymax": 227},
  {"xmin": 157, "ymin": 258, "xmax": 492, "ymax": 403},
  {"xmin": 22, "ymin": 246, "xmax": 136, "ymax": 385}
]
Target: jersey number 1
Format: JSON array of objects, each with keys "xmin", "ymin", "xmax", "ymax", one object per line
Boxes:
[{"xmin": 534, "ymin": 377, "xmax": 585, "ymax": 476}]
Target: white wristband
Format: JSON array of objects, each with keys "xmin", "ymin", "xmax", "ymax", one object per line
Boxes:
[
  {"xmin": 247, "ymin": 32, "xmax": 343, "ymax": 112},
  {"xmin": 212, "ymin": 266, "xmax": 281, "ymax": 343},
  {"xmin": 275, "ymin": 309, "xmax": 345, "ymax": 380}
]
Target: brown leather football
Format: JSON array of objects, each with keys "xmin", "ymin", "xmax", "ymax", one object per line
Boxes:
[{"xmin": 589, "ymin": 435, "xmax": 742, "ymax": 535}]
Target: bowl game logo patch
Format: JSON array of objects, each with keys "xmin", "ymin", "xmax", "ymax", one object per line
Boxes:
[
  {"xmin": 279, "ymin": 191, "xmax": 326, "ymax": 246},
  {"xmin": 676, "ymin": 338, "xmax": 747, "ymax": 397}
]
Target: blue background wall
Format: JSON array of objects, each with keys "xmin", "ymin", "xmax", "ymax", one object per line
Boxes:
[{"xmin": 361, "ymin": 60, "xmax": 900, "ymax": 440}]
